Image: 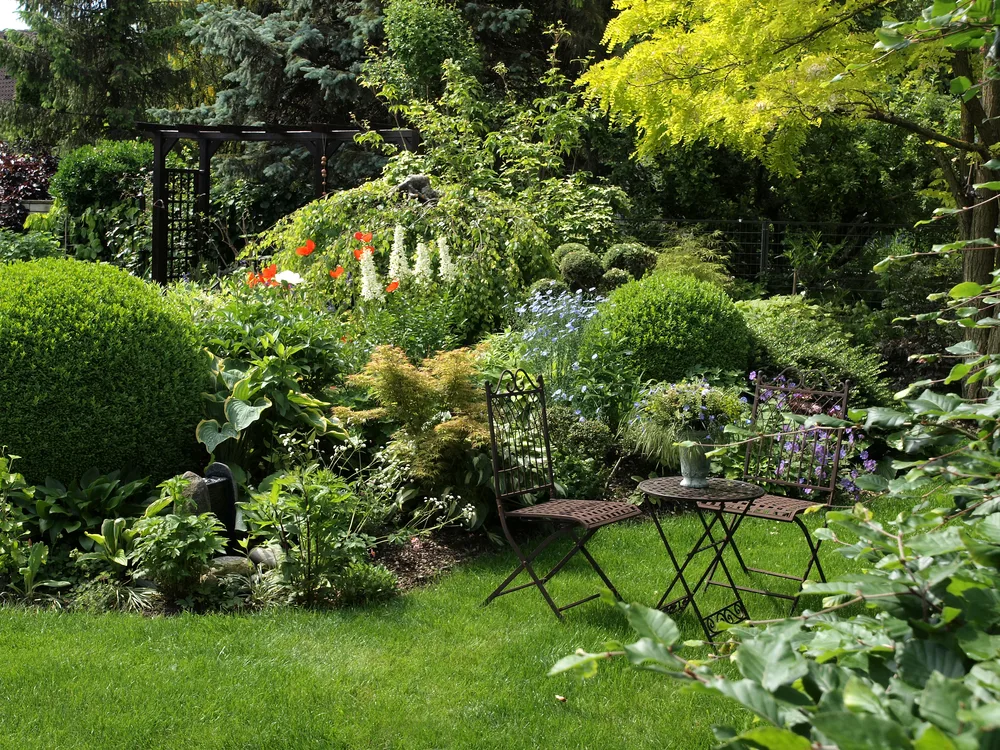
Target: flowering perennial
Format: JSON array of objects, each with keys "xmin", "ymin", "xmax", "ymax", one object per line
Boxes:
[
  {"xmin": 413, "ymin": 241, "xmax": 432, "ymax": 283},
  {"xmin": 437, "ymin": 236, "xmax": 456, "ymax": 282},
  {"xmin": 389, "ymin": 224, "xmax": 410, "ymax": 280}
]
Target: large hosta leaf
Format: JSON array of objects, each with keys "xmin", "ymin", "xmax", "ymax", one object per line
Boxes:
[
  {"xmin": 223, "ymin": 397, "xmax": 271, "ymax": 432},
  {"xmin": 196, "ymin": 419, "xmax": 239, "ymax": 453}
]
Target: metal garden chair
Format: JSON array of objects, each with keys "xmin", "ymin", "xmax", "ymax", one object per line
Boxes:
[
  {"xmin": 697, "ymin": 370, "xmax": 851, "ymax": 613},
  {"xmin": 483, "ymin": 369, "xmax": 642, "ymax": 620}
]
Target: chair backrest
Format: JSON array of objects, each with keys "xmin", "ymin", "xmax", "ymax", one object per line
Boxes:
[
  {"xmin": 484, "ymin": 369, "xmax": 555, "ymax": 510},
  {"xmin": 743, "ymin": 370, "xmax": 851, "ymax": 505}
]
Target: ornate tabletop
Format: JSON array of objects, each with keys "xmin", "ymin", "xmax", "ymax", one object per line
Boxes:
[{"xmin": 638, "ymin": 476, "xmax": 765, "ymax": 504}]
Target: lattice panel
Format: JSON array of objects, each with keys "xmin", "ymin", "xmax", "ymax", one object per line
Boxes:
[{"xmin": 165, "ymin": 168, "xmax": 199, "ymax": 282}]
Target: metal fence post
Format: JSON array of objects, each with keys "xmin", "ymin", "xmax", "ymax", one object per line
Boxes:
[{"xmin": 759, "ymin": 221, "xmax": 770, "ymax": 281}]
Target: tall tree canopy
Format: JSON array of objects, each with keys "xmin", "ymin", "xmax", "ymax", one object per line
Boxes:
[
  {"xmin": 0, "ymin": 0, "xmax": 186, "ymax": 147},
  {"xmin": 583, "ymin": 0, "xmax": 1000, "ymax": 355}
]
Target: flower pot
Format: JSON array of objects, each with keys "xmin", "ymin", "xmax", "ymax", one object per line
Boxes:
[{"xmin": 678, "ymin": 431, "xmax": 710, "ymax": 489}]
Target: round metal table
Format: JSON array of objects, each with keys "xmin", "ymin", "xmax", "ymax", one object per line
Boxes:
[{"xmin": 639, "ymin": 477, "xmax": 764, "ymax": 640}]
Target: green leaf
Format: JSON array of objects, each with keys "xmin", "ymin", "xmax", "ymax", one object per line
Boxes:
[
  {"xmin": 735, "ymin": 726, "xmax": 812, "ymax": 750},
  {"xmin": 918, "ymin": 672, "xmax": 972, "ymax": 735},
  {"xmin": 956, "ymin": 625, "xmax": 1000, "ymax": 660},
  {"xmin": 811, "ymin": 712, "xmax": 913, "ymax": 750},
  {"xmin": 734, "ymin": 627, "xmax": 808, "ymax": 692},
  {"xmin": 948, "ymin": 281, "xmax": 984, "ymax": 298},
  {"xmin": 913, "ymin": 724, "xmax": 957, "ymax": 750},
  {"xmin": 223, "ymin": 397, "xmax": 272, "ymax": 432},
  {"xmin": 898, "ymin": 640, "xmax": 966, "ymax": 687},
  {"xmin": 548, "ymin": 650, "xmax": 607, "ymax": 678},
  {"xmin": 945, "ymin": 339, "xmax": 979, "ymax": 355},
  {"xmin": 865, "ymin": 407, "xmax": 911, "ymax": 429},
  {"xmin": 944, "ymin": 362, "xmax": 973, "ymax": 383},
  {"xmin": 950, "ymin": 76, "xmax": 971, "ymax": 95},
  {"xmin": 195, "ymin": 419, "xmax": 239, "ymax": 453},
  {"xmin": 619, "ymin": 602, "xmax": 680, "ymax": 645}
]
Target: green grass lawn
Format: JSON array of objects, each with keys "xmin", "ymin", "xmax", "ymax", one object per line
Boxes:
[{"xmin": 0, "ymin": 497, "xmax": 915, "ymax": 750}]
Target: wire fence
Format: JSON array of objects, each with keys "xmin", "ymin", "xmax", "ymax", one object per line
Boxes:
[{"xmin": 638, "ymin": 218, "xmax": 957, "ymax": 304}]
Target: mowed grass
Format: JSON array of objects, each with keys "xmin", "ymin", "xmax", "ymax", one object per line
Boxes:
[{"xmin": 0, "ymin": 496, "xmax": 915, "ymax": 750}]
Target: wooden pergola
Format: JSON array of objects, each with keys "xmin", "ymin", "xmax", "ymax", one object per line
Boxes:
[{"xmin": 139, "ymin": 123, "xmax": 419, "ymax": 284}]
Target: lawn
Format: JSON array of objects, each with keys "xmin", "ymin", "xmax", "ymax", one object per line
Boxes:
[{"xmin": 0, "ymin": 497, "xmax": 913, "ymax": 750}]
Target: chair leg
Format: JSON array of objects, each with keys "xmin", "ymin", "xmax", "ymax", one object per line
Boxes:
[
  {"xmin": 573, "ymin": 529, "xmax": 624, "ymax": 600},
  {"xmin": 484, "ymin": 529, "xmax": 565, "ymax": 619},
  {"xmin": 789, "ymin": 516, "xmax": 826, "ymax": 615},
  {"xmin": 485, "ymin": 525, "xmax": 621, "ymax": 618}
]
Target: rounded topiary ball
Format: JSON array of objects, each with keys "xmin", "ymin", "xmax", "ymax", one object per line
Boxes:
[
  {"xmin": 580, "ymin": 274, "xmax": 750, "ymax": 383},
  {"xmin": 603, "ymin": 242, "xmax": 658, "ymax": 279},
  {"xmin": 0, "ymin": 258, "xmax": 209, "ymax": 483},
  {"xmin": 527, "ymin": 277, "xmax": 569, "ymax": 298},
  {"xmin": 559, "ymin": 249, "xmax": 604, "ymax": 291},
  {"xmin": 553, "ymin": 242, "xmax": 589, "ymax": 267},
  {"xmin": 601, "ymin": 267, "xmax": 633, "ymax": 291}
]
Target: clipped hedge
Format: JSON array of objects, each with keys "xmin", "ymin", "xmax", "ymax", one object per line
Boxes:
[
  {"xmin": 0, "ymin": 259, "xmax": 208, "ymax": 483},
  {"xmin": 737, "ymin": 296, "xmax": 890, "ymax": 405},
  {"xmin": 559, "ymin": 249, "xmax": 603, "ymax": 291},
  {"xmin": 48, "ymin": 140, "xmax": 151, "ymax": 214},
  {"xmin": 580, "ymin": 274, "xmax": 750, "ymax": 382},
  {"xmin": 602, "ymin": 242, "xmax": 657, "ymax": 279}
]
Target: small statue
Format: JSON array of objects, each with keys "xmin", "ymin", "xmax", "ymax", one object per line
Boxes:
[{"xmin": 393, "ymin": 174, "xmax": 439, "ymax": 203}]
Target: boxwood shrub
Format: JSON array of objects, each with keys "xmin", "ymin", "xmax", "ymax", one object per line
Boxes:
[
  {"xmin": 737, "ymin": 296, "xmax": 891, "ymax": 405},
  {"xmin": 559, "ymin": 249, "xmax": 604, "ymax": 291},
  {"xmin": 0, "ymin": 258, "xmax": 209, "ymax": 483},
  {"xmin": 580, "ymin": 274, "xmax": 750, "ymax": 382}
]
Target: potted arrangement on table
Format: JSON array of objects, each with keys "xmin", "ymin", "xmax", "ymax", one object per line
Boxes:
[{"xmin": 622, "ymin": 379, "xmax": 744, "ymax": 488}]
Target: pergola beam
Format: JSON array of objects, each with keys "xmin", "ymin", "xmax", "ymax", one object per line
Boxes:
[{"xmin": 139, "ymin": 122, "xmax": 419, "ymax": 284}]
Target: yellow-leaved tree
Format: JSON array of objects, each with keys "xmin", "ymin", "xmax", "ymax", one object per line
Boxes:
[{"xmin": 583, "ymin": 0, "xmax": 1000, "ymax": 358}]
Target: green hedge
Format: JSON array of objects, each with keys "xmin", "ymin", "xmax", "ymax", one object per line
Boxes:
[
  {"xmin": 48, "ymin": 140, "xmax": 151, "ymax": 214},
  {"xmin": 0, "ymin": 259, "xmax": 209, "ymax": 483},
  {"xmin": 580, "ymin": 274, "xmax": 750, "ymax": 382},
  {"xmin": 737, "ymin": 296, "xmax": 890, "ymax": 405}
]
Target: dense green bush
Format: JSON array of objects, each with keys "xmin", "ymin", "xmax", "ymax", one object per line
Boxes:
[
  {"xmin": 580, "ymin": 274, "xmax": 750, "ymax": 383},
  {"xmin": 527, "ymin": 277, "xmax": 569, "ymax": 297},
  {"xmin": 737, "ymin": 296, "xmax": 890, "ymax": 405},
  {"xmin": 602, "ymin": 242, "xmax": 657, "ymax": 279},
  {"xmin": 559, "ymin": 249, "xmax": 603, "ymax": 291},
  {"xmin": 553, "ymin": 242, "xmax": 588, "ymax": 267},
  {"xmin": 601, "ymin": 267, "xmax": 632, "ymax": 291},
  {"xmin": 0, "ymin": 228, "xmax": 61, "ymax": 263},
  {"xmin": 263, "ymin": 179, "xmax": 552, "ymax": 341},
  {"xmin": 49, "ymin": 140, "xmax": 151, "ymax": 214},
  {"xmin": 0, "ymin": 259, "xmax": 208, "ymax": 484}
]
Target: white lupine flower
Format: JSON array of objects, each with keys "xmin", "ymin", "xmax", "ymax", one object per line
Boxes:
[
  {"xmin": 413, "ymin": 240, "xmax": 432, "ymax": 283},
  {"xmin": 437, "ymin": 236, "xmax": 456, "ymax": 282},
  {"xmin": 274, "ymin": 270, "xmax": 303, "ymax": 285},
  {"xmin": 389, "ymin": 224, "xmax": 410, "ymax": 279},
  {"xmin": 358, "ymin": 249, "xmax": 383, "ymax": 300}
]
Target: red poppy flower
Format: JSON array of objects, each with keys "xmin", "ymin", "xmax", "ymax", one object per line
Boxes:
[
  {"xmin": 247, "ymin": 270, "xmax": 257, "ymax": 286},
  {"xmin": 353, "ymin": 231, "xmax": 364, "ymax": 241},
  {"xmin": 330, "ymin": 265, "xmax": 344, "ymax": 279},
  {"xmin": 386, "ymin": 280, "xmax": 399, "ymax": 293},
  {"xmin": 363, "ymin": 245, "xmax": 375, "ymax": 254},
  {"xmin": 361, "ymin": 232, "xmax": 373, "ymax": 243},
  {"xmin": 261, "ymin": 263, "xmax": 278, "ymax": 281},
  {"xmin": 353, "ymin": 248, "xmax": 363, "ymax": 260},
  {"xmin": 296, "ymin": 239, "xmax": 316, "ymax": 256}
]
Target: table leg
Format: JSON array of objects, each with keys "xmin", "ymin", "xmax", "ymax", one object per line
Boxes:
[
  {"xmin": 688, "ymin": 508, "xmax": 750, "ymax": 638},
  {"xmin": 646, "ymin": 501, "xmax": 700, "ymax": 617}
]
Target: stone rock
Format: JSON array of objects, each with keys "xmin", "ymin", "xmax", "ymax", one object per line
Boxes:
[
  {"xmin": 211, "ymin": 555, "xmax": 253, "ymax": 576},
  {"xmin": 249, "ymin": 545, "xmax": 281, "ymax": 570},
  {"xmin": 393, "ymin": 174, "xmax": 439, "ymax": 203},
  {"xmin": 181, "ymin": 471, "xmax": 212, "ymax": 514}
]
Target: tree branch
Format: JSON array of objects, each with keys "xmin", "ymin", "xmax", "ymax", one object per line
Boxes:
[{"xmin": 865, "ymin": 109, "xmax": 990, "ymax": 156}]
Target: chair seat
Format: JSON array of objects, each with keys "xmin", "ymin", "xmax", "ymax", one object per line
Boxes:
[
  {"xmin": 507, "ymin": 499, "xmax": 643, "ymax": 529},
  {"xmin": 696, "ymin": 493, "xmax": 826, "ymax": 522}
]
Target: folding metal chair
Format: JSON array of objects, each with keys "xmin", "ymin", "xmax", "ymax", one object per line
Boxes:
[
  {"xmin": 698, "ymin": 369, "xmax": 851, "ymax": 614},
  {"xmin": 483, "ymin": 369, "xmax": 642, "ymax": 619}
]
